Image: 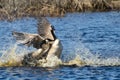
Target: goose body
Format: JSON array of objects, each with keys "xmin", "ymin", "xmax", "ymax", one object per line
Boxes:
[
  {"xmin": 12, "ymin": 18, "xmax": 62, "ymax": 66},
  {"xmin": 46, "ymin": 39, "xmax": 62, "ymax": 60}
]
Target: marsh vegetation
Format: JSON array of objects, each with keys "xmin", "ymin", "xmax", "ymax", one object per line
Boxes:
[{"xmin": 0, "ymin": 0, "xmax": 120, "ymax": 20}]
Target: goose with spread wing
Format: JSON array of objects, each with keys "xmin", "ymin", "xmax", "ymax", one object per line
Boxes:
[{"xmin": 12, "ymin": 18, "xmax": 62, "ymax": 66}]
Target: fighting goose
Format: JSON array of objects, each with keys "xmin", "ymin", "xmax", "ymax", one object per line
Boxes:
[{"xmin": 12, "ymin": 18, "xmax": 62, "ymax": 66}]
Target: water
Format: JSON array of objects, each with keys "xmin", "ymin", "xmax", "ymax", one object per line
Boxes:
[
  {"xmin": 0, "ymin": 66, "xmax": 119, "ymax": 80},
  {"xmin": 0, "ymin": 11, "xmax": 120, "ymax": 80}
]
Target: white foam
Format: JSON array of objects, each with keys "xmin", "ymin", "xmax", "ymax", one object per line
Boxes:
[
  {"xmin": 0, "ymin": 43, "xmax": 120, "ymax": 67},
  {"xmin": 74, "ymin": 42, "xmax": 120, "ymax": 66}
]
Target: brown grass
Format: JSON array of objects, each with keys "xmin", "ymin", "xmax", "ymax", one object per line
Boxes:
[{"xmin": 0, "ymin": 0, "xmax": 120, "ymax": 20}]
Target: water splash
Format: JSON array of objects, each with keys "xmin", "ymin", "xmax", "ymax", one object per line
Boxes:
[
  {"xmin": 0, "ymin": 44, "xmax": 27, "ymax": 67},
  {"xmin": 73, "ymin": 42, "xmax": 120, "ymax": 66},
  {"xmin": 0, "ymin": 44, "xmax": 63, "ymax": 67},
  {"xmin": 37, "ymin": 56, "xmax": 62, "ymax": 67},
  {"xmin": 0, "ymin": 42, "xmax": 120, "ymax": 67}
]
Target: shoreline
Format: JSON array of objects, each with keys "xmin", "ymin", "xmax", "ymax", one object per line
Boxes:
[{"xmin": 0, "ymin": 0, "xmax": 120, "ymax": 20}]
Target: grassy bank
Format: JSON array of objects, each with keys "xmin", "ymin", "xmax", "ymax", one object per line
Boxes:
[{"xmin": 0, "ymin": 0, "xmax": 120, "ymax": 20}]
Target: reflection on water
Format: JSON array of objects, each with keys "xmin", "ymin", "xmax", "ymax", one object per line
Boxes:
[{"xmin": 0, "ymin": 11, "xmax": 120, "ymax": 79}]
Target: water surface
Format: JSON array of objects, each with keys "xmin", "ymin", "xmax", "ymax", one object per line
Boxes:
[{"xmin": 0, "ymin": 11, "xmax": 120, "ymax": 80}]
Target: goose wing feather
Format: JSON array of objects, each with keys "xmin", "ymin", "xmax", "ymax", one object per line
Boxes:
[
  {"xmin": 37, "ymin": 18, "xmax": 55, "ymax": 40},
  {"xmin": 12, "ymin": 31, "xmax": 44, "ymax": 47}
]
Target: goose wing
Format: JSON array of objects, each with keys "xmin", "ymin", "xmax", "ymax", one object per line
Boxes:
[
  {"xmin": 12, "ymin": 31, "xmax": 45, "ymax": 47},
  {"xmin": 37, "ymin": 17, "xmax": 56, "ymax": 41}
]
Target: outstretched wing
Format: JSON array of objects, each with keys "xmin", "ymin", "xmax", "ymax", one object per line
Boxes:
[
  {"xmin": 12, "ymin": 31, "xmax": 45, "ymax": 48},
  {"xmin": 37, "ymin": 17, "xmax": 56, "ymax": 41}
]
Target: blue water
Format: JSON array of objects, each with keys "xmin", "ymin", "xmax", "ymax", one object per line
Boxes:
[
  {"xmin": 0, "ymin": 11, "xmax": 120, "ymax": 80},
  {"xmin": 0, "ymin": 66, "xmax": 120, "ymax": 80}
]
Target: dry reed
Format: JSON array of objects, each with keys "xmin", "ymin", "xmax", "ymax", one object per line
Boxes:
[{"xmin": 0, "ymin": 0, "xmax": 120, "ymax": 20}]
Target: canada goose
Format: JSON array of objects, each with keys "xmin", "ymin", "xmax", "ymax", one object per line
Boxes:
[{"xmin": 12, "ymin": 18, "xmax": 62, "ymax": 66}]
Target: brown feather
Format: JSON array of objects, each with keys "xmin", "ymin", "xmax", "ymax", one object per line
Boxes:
[
  {"xmin": 12, "ymin": 31, "xmax": 44, "ymax": 47},
  {"xmin": 37, "ymin": 17, "xmax": 55, "ymax": 40}
]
